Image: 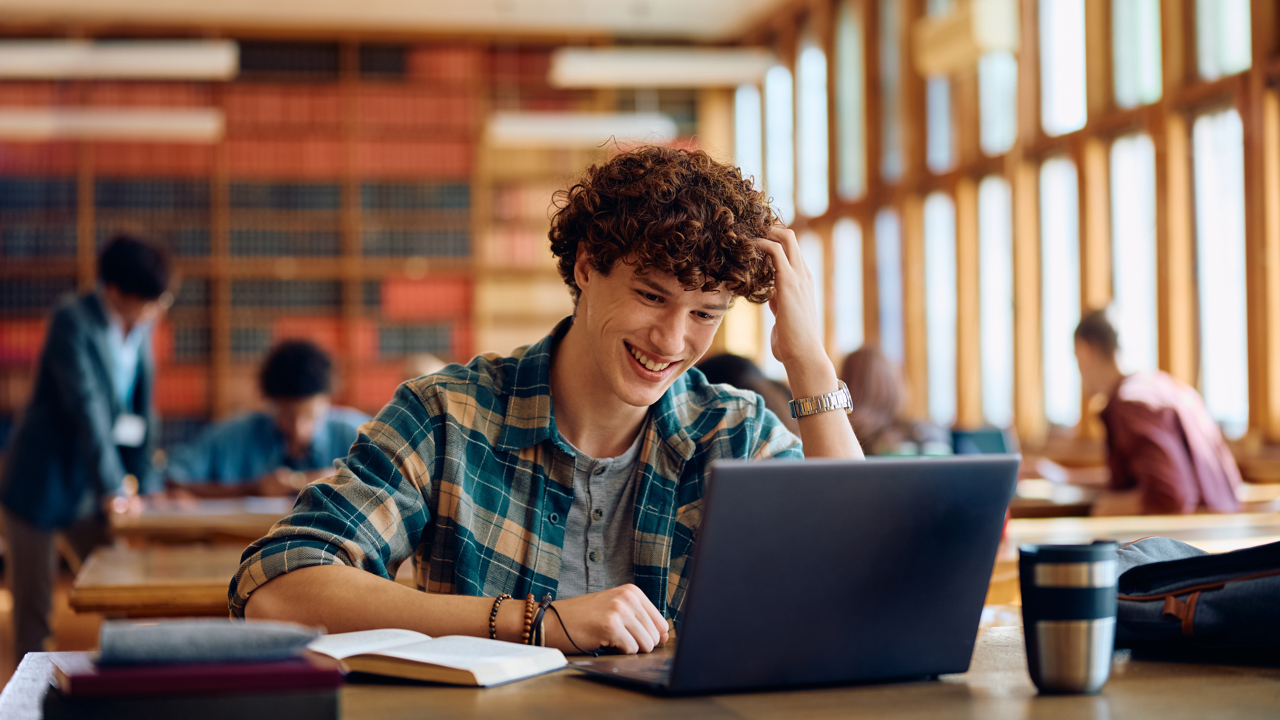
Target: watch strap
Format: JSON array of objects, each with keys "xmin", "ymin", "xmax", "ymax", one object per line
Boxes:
[{"xmin": 788, "ymin": 380, "xmax": 854, "ymax": 419}]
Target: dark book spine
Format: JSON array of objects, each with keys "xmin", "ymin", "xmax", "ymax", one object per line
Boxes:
[{"xmin": 42, "ymin": 687, "xmax": 339, "ymax": 720}]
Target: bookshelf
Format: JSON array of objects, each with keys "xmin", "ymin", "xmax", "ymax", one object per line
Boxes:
[{"xmin": 0, "ymin": 38, "xmax": 714, "ymax": 457}]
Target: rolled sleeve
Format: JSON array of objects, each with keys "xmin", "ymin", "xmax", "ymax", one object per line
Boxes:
[{"xmin": 228, "ymin": 385, "xmax": 438, "ymax": 617}]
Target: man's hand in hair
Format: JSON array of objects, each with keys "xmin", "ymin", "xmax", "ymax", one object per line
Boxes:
[{"xmin": 752, "ymin": 226, "xmax": 824, "ymax": 368}]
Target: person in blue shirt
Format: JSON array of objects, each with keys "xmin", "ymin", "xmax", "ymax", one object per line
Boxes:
[
  {"xmin": 165, "ymin": 340, "xmax": 369, "ymax": 498},
  {"xmin": 1, "ymin": 234, "xmax": 172, "ymax": 660}
]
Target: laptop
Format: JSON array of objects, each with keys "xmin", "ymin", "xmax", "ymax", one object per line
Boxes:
[{"xmin": 573, "ymin": 455, "xmax": 1019, "ymax": 695}]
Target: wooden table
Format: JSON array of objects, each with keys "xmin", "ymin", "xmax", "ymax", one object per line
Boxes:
[
  {"xmin": 1003, "ymin": 512, "xmax": 1280, "ymax": 555},
  {"xmin": 1008, "ymin": 479, "xmax": 1099, "ymax": 518},
  {"xmin": 69, "ymin": 544, "xmax": 416, "ymax": 618},
  {"xmin": 6, "ymin": 627, "xmax": 1280, "ymax": 719},
  {"xmin": 110, "ymin": 496, "xmax": 293, "ymax": 544},
  {"xmin": 69, "ymin": 545, "xmax": 245, "ymax": 617}
]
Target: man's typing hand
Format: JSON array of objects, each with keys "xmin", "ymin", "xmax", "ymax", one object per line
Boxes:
[{"xmin": 544, "ymin": 584, "xmax": 669, "ymax": 655}]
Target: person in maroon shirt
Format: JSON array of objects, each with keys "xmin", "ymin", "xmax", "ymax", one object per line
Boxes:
[{"xmin": 1074, "ymin": 310, "xmax": 1241, "ymax": 515}]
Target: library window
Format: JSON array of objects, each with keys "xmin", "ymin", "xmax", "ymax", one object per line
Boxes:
[
  {"xmin": 800, "ymin": 231, "xmax": 826, "ymax": 345},
  {"xmin": 734, "ymin": 84, "xmax": 764, "ymax": 191},
  {"xmin": 833, "ymin": 218, "xmax": 864, "ymax": 355},
  {"xmin": 875, "ymin": 208, "xmax": 905, "ymax": 364},
  {"xmin": 924, "ymin": 192, "xmax": 957, "ymax": 426},
  {"xmin": 978, "ymin": 51, "xmax": 1017, "ymax": 156},
  {"xmin": 836, "ymin": 0, "xmax": 867, "ymax": 200},
  {"xmin": 1038, "ymin": 0, "xmax": 1087, "ymax": 137},
  {"xmin": 1196, "ymin": 0, "xmax": 1253, "ymax": 80},
  {"xmin": 879, "ymin": 0, "xmax": 904, "ymax": 181},
  {"xmin": 1109, "ymin": 133, "xmax": 1159, "ymax": 373},
  {"xmin": 796, "ymin": 30, "xmax": 830, "ymax": 218},
  {"xmin": 1192, "ymin": 108, "xmax": 1249, "ymax": 438},
  {"xmin": 978, "ymin": 175, "xmax": 1014, "ymax": 428},
  {"xmin": 1040, "ymin": 156, "xmax": 1082, "ymax": 428},
  {"xmin": 1112, "ymin": 0, "xmax": 1163, "ymax": 108},
  {"xmin": 925, "ymin": 0, "xmax": 954, "ymax": 174},
  {"xmin": 764, "ymin": 64, "xmax": 796, "ymax": 225}
]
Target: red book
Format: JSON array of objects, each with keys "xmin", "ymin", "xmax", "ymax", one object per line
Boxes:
[{"xmin": 50, "ymin": 652, "xmax": 345, "ymax": 698}]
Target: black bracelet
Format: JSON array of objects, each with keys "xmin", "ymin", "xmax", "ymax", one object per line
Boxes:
[
  {"xmin": 530, "ymin": 594, "xmax": 552, "ymax": 646},
  {"xmin": 542, "ymin": 593, "xmax": 599, "ymax": 657}
]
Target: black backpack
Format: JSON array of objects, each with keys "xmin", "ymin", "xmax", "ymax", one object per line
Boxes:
[{"xmin": 1116, "ymin": 537, "xmax": 1280, "ymax": 660}]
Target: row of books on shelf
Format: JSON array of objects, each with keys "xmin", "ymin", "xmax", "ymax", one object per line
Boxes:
[
  {"xmin": 224, "ymin": 138, "xmax": 472, "ymax": 179},
  {"xmin": 493, "ymin": 181, "xmax": 561, "ymax": 221},
  {"xmin": 223, "ymin": 84, "xmax": 477, "ymax": 131},
  {"xmin": 0, "ymin": 177, "xmax": 471, "ymax": 211}
]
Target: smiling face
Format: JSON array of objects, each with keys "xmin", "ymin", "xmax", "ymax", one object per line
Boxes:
[{"xmin": 574, "ymin": 252, "xmax": 730, "ymax": 410}]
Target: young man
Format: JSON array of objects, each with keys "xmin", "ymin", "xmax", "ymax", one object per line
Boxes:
[
  {"xmin": 165, "ymin": 340, "xmax": 369, "ymax": 498},
  {"xmin": 1072, "ymin": 309, "xmax": 1241, "ymax": 515},
  {"xmin": 1, "ymin": 234, "xmax": 171, "ymax": 659},
  {"xmin": 232, "ymin": 147, "xmax": 862, "ymax": 654}
]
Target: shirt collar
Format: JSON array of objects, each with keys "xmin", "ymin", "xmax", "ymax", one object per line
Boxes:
[{"xmin": 495, "ymin": 316, "xmax": 695, "ymax": 462}]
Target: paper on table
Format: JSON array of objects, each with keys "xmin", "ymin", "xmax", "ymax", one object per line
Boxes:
[
  {"xmin": 374, "ymin": 636, "xmax": 559, "ymax": 671},
  {"xmin": 307, "ymin": 629, "xmax": 430, "ymax": 660}
]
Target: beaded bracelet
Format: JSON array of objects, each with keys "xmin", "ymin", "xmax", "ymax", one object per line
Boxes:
[
  {"xmin": 520, "ymin": 593, "xmax": 536, "ymax": 644},
  {"xmin": 488, "ymin": 593, "xmax": 511, "ymax": 640}
]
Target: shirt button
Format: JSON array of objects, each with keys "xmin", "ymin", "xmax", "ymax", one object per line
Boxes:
[
  {"xmin": 591, "ymin": 508, "xmax": 604, "ymax": 521},
  {"xmin": 589, "ymin": 550, "xmax": 600, "ymax": 563},
  {"xmin": 548, "ymin": 513, "xmax": 560, "ymax": 525},
  {"xmin": 593, "ymin": 466, "xmax": 605, "ymax": 476}
]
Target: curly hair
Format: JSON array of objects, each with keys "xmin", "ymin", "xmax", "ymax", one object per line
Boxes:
[{"xmin": 549, "ymin": 146, "xmax": 777, "ymax": 305}]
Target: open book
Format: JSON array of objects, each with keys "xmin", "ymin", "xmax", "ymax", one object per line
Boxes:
[{"xmin": 306, "ymin": 629, "xmax": 567, "ymax": 687}]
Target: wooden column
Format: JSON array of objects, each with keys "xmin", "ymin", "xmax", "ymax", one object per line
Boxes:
[
  {"xmin": 1153, "ymin": 2, "xmax": 1195, "ymax": 387},
  {"xmin": 1261, "ymin": 89, "xmax": 1280, "ymax": 442},
  {"xmin": 1241, "ymin": 1, "xmax": 1280, "ymax": 443},
  {"xmin": 954, "ymin": 176, "xmax": 982, "ymax": 429},
  {"xmin": 901, "ymin": 194, "xmax": 927, "ymax": 419},
  {"xmin": 861, "ymin": 0, "xmax": 883, "ymax": 352},
  {"xmin": 1011, "ymin": 0, "xmax": 1045, "ymax": 446},
  {"xmin": 1011, "ymin": 156, "xmax": 1045, "ymax": 445}
]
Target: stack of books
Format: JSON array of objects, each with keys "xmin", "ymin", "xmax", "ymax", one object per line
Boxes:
[{"xmin": 43, "ymin": 652, "xmax": 344, "ymax": 720}]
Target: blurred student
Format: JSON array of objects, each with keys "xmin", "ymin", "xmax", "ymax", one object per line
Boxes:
[
  {"xmin": 165, "ymin": 340, "xmax": 369, "ymax": 498},
  {"xmin": 696, "ymin": 353, "xmax": 799, "ymax": 434},
  {"xmin": 1071, "ymin": 309, "xmax": 1240, "ymax": 515},
  {"xmin": 0, "ymin": 234, "xmax": 171, "ymax": 659},
  {"xmin": 839, "ymin": 346, "xmax": 952, "ymax": 456}
]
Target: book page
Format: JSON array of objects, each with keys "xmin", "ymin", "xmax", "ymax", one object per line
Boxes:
[
  {"xmin": 307, "ymin": 628, "xmax": 432, "ymax": 660},
  {"xmin": 374, "ymin": 636, "xmax": 562, "ymax": 671}
]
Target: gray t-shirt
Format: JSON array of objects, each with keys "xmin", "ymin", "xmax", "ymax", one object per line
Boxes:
[{"xmin": 556, "ymin": 421, "xmax": 646, "ymax": 599}]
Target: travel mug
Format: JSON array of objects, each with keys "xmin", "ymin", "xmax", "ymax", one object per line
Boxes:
[{"xmin": 1019, "ymin": 541, "xmax": 1118, "ymax": 694}]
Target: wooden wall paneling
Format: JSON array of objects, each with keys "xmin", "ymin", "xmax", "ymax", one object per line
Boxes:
[
  {"xmin": 1261, "ymin": 89, "xmax": 1280, "ymax": 442},
  {"xmin": 901, "ymin": 192, "xmax": 928, "ymax": 420},
  {"xmin": 1018, "ymin": 0, "xmax": 1042, "ymax": 152},
  {"xmin": 954, "ymin": 176, "xmax": 982, "ymax": 429}
]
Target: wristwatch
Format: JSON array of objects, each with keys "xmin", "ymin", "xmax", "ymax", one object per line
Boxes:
[{"xmin": 788, "ymin": 380, "xmax": 854, "ymax": 419}]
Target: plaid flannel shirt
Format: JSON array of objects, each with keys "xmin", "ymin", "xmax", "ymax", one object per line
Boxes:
[{"xmin": 228, "ymin": 317, "xmax": 803, "ymax": 625}]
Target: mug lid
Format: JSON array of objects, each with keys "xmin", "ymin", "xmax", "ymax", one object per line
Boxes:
[{"xmin": 1019, "ymin": 540, "xmax": 1117, "ymax": 563}]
